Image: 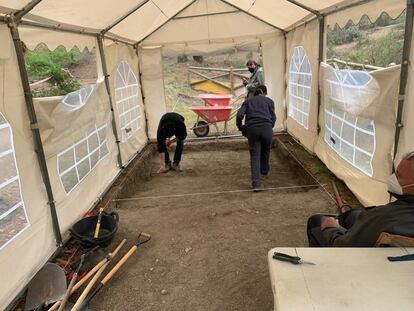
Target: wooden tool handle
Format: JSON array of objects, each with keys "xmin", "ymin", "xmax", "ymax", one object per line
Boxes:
[
  {"xmin": 94, "ymin": 208, "xmax": 104, "ymax": 238},
  {"xmin": 101, "ymin": 245, "xmax": 138, "ymax": 285},
  {"xmin": 58, "ymin": 272, "xmax": 77, "ymax": 311},
  {"xmin": 49, "ymin": 239, "xmax": 127, "ymax": 311},
  {"xmin": 72, "ymin": 238, "xmax": 127, "ymax": 292},
  {"xmin": 71, "ymin": 262, "xmax": 109, "ymax": 311}
]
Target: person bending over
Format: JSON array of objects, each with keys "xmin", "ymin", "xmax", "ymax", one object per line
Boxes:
[
  {"xmin": 157, "ymin": 112, "xmax": 187, "ymax": 173},
  {"xmin": 236, "ymin": 85, "xmax": 276, "ymax": 192},
  {"xmin": 307, "ymin": 151, "xmax": 414, "ymax": 247}
]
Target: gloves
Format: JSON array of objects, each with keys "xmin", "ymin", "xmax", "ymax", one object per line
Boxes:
[{"xmin": 239, "ymin": 125, "xmax": 247, "ymax": 137}]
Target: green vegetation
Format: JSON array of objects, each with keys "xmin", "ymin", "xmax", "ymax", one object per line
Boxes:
[
  {"xmin": 343, "ymin": 32, "xmax": 404, "ymax": 67},
  {"xmin": 327, "ymin": 11, "xmax": 406, "ymax": 67},
  {"xmin": 26, "ymin": 44, "xmax": 82, "ymax": 97}
]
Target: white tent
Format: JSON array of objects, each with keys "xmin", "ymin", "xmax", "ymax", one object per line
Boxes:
[{"xmin": 0, "ymin": 0, "xmax": 412, "ymax": 309}]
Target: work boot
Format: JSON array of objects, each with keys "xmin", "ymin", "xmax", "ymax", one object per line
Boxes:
[
  {"xmin": 171, "ymin": 162, "xmax": 182, "ymax": 172},
  {"xmin": 252, "ymin": 184, "xmax": 263, "ymax": 192}
]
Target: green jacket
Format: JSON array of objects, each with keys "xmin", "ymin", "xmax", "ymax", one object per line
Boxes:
[{"xmin": 246, "ymin": 67, "xmax": 264, "ymax": 93}]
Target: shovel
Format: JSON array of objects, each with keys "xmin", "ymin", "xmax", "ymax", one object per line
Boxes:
[
  {"xmin": 24, "ymin": 263, "xmax": 67, "ymax": 311},
  {"xmin": 72, "ymin": 233, "xmax": 151, "ymax": 311}
]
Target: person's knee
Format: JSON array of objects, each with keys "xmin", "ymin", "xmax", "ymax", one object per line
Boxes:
[{"xmin": 307, "ymin": 214, "xmax": 325, "ymax": 230}]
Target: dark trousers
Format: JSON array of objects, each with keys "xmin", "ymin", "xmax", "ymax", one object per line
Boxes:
[
  {"xmin": 247, "ymin": 125, "xmax": 273, "ymax": 188},
  {"xmin": 307, "ymin": 209, "xmax": 364, "ymax": 247},
  {"xmin": 164, "ymin": 140, "xmax": 184, "ymax": 165}
]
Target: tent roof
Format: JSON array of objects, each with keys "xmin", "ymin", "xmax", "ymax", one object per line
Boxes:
[{"xmin": 0, "ymin": 0, "xmax": 406, "ymax": 47}]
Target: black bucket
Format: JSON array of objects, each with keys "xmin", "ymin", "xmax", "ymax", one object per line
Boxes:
[{"xmin": 70, "ymin": 212, "xmax": 119, "ymax": 248}]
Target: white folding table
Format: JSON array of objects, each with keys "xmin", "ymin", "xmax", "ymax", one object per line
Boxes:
[{"xmin": 268, "ymin": 247, "xmax": 414, "ymax": 311}]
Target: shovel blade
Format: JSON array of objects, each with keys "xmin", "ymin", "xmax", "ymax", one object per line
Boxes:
[{"xmin": 25, "ymin": 263, "xmax": 67, "ymax": 311}]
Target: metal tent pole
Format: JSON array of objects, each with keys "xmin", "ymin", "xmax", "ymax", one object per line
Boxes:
[
  {"xmin": 285, "ymin": 0, "xmax": 320, "ymax": 16},
  {"xmin": 13, "ymin": 0, "xmax": 42, "ymax": 22},
  {"xmin": 7, "ymin": 15, "xmax": 63, "ymax": 246},
  {"xmin": 97, "ymin": 34, "xmax": 124, "ymax": 169},
  {"xmin": 137, "ymin": 0, "xmax": 198, "ymax": 44},
  {"xmin": 220, "ymin": 0, "xmax": 285, "ymax": 33},
  {"xmin": 317, "ymin": 15, "xmax": 325, "ymax": 133},
  {"xmin": 18, "ymin": 20, "xmax": 136, "ymax": 46},
  {"xmin": 393, "ymin": 0, "xmax": 414, "ymax": 160}
]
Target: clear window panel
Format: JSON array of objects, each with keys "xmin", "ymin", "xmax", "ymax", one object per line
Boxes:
[
  {"xmin": 88, "ymin": 133, "xmax": 99, "ymax": 152},
  {"xmin": 0, "ymin": 153, "xmax": 17, "ymax": 184},
  {"xmin": 61, "ymin": 169, "xmax": 78, "ymax": 193},
  {"xmin": 115, "ymin": 61, "xmax": 142, "ymax": 141},
  {"xmin": 58, "ymin": 149, "xmax": 75, "ymax": 173},
  {"xmin": 75, "ymin": 141, "xmax": 88, "ymax": 162},
  {"xmin": 0, "ymin": 205, "xmax": 29, "ymax": 249},
  {"xmin": 0, "ymin": 179, "xmax": 21, "ymax": 215},
  {"xmin": 77, "ymin": 158, "xmax": 90, "ymax": 180},
  {"xmin": 0, "ymin": 127, "xmax": 12, "ymax": 153}
]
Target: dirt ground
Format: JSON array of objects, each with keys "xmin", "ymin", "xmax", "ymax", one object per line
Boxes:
[{"xmin": 86, "ymin": 138, "xmax": 342, "ymax": 311}]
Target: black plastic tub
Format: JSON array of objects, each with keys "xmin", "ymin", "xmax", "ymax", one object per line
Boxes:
[{"xmin": 70, "ymin": 212, "xmax": 119, "ymax": 248}]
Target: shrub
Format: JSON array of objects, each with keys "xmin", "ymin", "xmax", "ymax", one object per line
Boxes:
[{"xmin": 26, "ymin": 44, "xmax": 82, "ymax": 97}]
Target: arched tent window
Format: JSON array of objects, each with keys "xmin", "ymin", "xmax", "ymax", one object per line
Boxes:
[
  {"xmin": 63, "ymin": 84, "xmax": 96, "ymax": 110},
  {"xmin": 324, "ymin": 69, "xmax": 378, "ymax": 176},
  {"xmin": 115, "ymin": 61, "xmax": 142, "ymax": 142},
  {"xmin": 57, "ymin": 124, "xmax": 109, "ymax": 195},
  {"xmin": 288, "ymin": 46, "xmax": 312, "ymax": 129},
  {"xmin": 0, "ymin": 113, "xmax": 30, "ymax": 249}
]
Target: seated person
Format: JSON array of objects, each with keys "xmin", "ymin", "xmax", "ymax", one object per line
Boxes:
[
  {"xmin": 307, "ymin": 151, "xmax": 414, "ymax": 247},
  {"xmin": 157, "ymin": 112, "xmax": 187, "ymax": 173}
]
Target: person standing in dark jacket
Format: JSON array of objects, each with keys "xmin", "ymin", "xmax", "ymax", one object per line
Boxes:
[
  {"xmin": 307, "ymin": 151, "xmax": 414, "ymax": 247},
  {"xmin": 157, "ymin": 112, "xmax": 187, "ymax": 173},
  {"xmin": 236, "ymin": 85, "xmax": 276, "ymax": 191}
]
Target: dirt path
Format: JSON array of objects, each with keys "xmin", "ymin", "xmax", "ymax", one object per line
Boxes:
[{"xmin": 88, "ymin": 140, "xmax": 337, "ymax": 311}]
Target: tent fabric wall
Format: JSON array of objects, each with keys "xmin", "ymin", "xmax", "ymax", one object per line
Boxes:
[
  {"xmin": 105, "ymin": 42, "xmax": 148, "ymax": 165},
  {"xmin": 261, "ymin": 33, "xmax": 286, "ymax": 132},
  {"xmin": 0, "ymin": 1, "xmax": 406, "ymax": 44},
  {"xmin": 143, "ymin": 0, "xmax": 276, "ymax": 46},
  {"xmin": 138, "ymin": 46, "xmax": 167, "ymax": 139},
  {"xmin": 285, "ymin": 19, "xmax": 320, "ymax": 152},
  {"xmin": 315, "ymin": 64, "xmax": 401, "ymax": 206},
  {"xmin": 0, "ymin": 25, "xmax": 57, "ymax": 311},
  {"xmin": 33, "ymin": 81, "xmax": 120, "ymax": 232},
  {"xmin": 19, "ymin": 26, "xmax": 96, "ymax": 51}
]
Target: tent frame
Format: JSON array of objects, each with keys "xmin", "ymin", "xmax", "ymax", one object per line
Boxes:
[
  {"xmin": 394, "ymin": 0, "xmax": 414, "ymax": 160},
  {"xmin": 97, "ymin": 34, "xmax": 124, "ymax": 169},
  {"xmin": 6, "ymin": 0, "xmax": 63, "ymax": 247}
]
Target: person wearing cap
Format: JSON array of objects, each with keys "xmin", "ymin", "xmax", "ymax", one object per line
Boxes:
[
  {"xmin": 157, "ymin": 112, "xmax": 187, "ymax": 173},
  {"xmin": 236, "ymin": 85, "xmax": 276, "ymax": 192},
  {"xmin": 242, "ymin": 60, "xmax": 264, "ymax": 98},
  {"xmin": 306, "ymin": 152, "xmax": 414, "ymax": 247}
]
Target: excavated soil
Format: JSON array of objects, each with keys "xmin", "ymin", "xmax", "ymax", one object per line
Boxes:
[{"xmin": 87, "ymin": 138, "xmax": 339, "ymax": 311}]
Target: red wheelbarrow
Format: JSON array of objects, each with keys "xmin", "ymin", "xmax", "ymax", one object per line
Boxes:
[{"xmin": 190, "ymin": 93, "xmax": 244, "ymax": 137}]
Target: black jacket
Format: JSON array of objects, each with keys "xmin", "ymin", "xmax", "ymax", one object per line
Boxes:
[
  {"xmin": 236, "ymin": 95, "xmax": 276, "ymax": 130},
  {"xmin": 157, "ymin": 112, "xmax": 187, "ymax": 153},
  {"xmin": 321, "ymin": 195, "xmax": 414, "ymax": 247}
]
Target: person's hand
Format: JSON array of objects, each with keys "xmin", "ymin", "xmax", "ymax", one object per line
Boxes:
[
  {"xmin": 157, "ymin": 166, "xmax": 170, "ymax": 173},
  {"xmin": 240, "ymin": 125, "xmax": 247, "ymax": 137},
  {"xmin": 242, "ymin": 77, "xmax": 248, "ymax": 86},
  {"xmin": 320, "ymin": 217, "xmax": 340, "ymax": 230}
]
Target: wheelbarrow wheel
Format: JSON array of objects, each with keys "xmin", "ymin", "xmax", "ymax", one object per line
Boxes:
[{"xmin": 193, "ymin": 121, "xmax": 209, "ymax": 137}]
